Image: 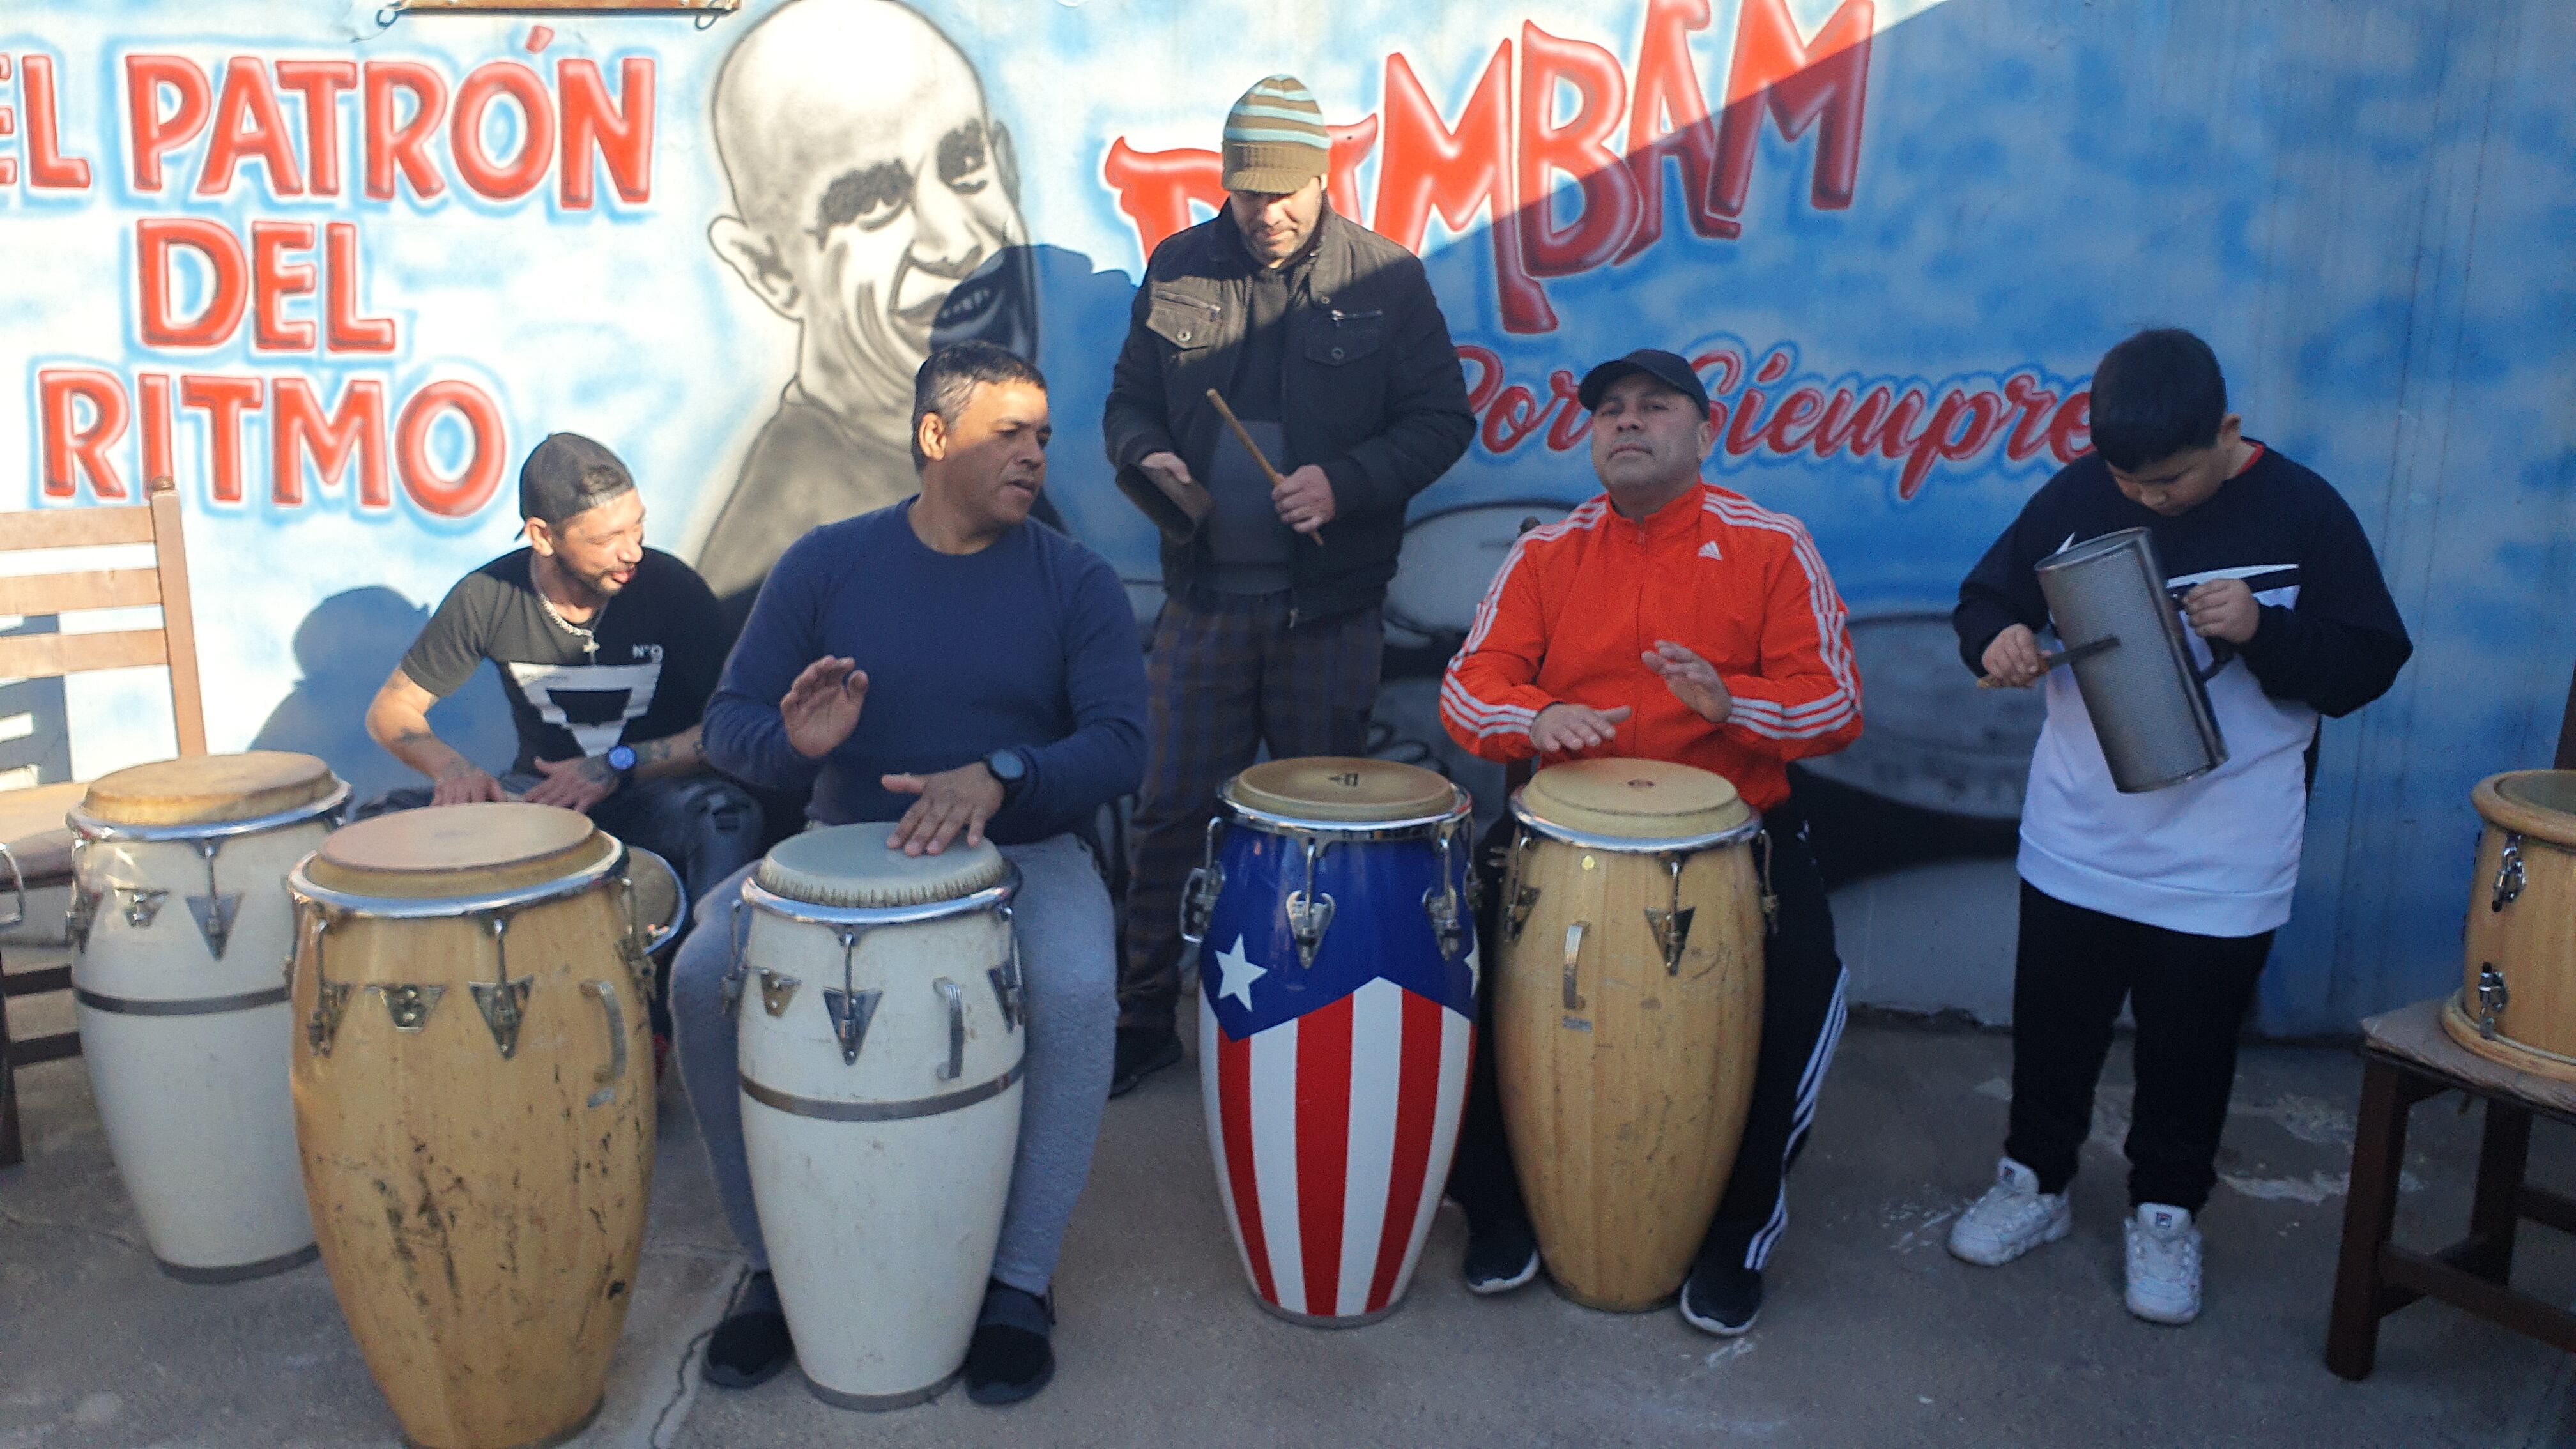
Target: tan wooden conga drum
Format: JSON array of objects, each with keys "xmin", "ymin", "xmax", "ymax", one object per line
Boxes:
[
  {"xmin": 2447, "ymin": 770, "xmax": 2576, "ymax": 1079},
  {"xmin": 67, "ymin": 752, "xmax": 346, "ymax": 1280},
  {"xmin": 1496, "ymin": 758, "xmax": 1765, "ymax": 1310},
  {"xmin": 286, "ymin": 803, "xmax": 655, "ymax": 1449}
]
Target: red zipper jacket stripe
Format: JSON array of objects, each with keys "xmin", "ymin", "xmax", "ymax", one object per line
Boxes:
[{"xmin": 1438, "ymin": 482, "xmax": 1862, "ymax": 811}]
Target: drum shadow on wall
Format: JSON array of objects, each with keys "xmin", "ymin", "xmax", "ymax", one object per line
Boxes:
[{"xmin": 249, "ymin": 588, "xmax": 516, "ymax": 806}]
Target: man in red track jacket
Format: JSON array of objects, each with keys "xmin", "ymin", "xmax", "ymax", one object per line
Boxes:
[{"xmin": 1439, "ymin": 348, "xmax": 1863, "ymax": 1337}]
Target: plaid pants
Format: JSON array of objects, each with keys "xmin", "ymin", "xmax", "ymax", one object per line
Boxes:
[{"xmin": 1118, "ymin": 595, "xmax": 1384, "ymax": 1031}]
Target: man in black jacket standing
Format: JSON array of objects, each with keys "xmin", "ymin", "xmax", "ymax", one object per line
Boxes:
[{"xmin": 1102, "ymin": 74, "xmax": 1474, "ymax": 1094}]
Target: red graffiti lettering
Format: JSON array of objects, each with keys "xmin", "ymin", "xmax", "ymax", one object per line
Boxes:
[
  {"xmin": 273, "ymin": 59, "xmax": 358, "ymax": 198},
  {"xmin": 249, "ymin": 221, "xmax": 318, "ymax": 353},
  {"xmin": 1097, "ymin": 120, "xmax": 1382, "ymax": 263},
  {"xmin": 126, "ymin": 55, "xmax": 212, "ymax": 193},
  {"xmin": 364, "ymin": 60, "xmax": 448, "ymax": 202},
  {"xmin": 1712, "ymin": 0, "xmax": 1873, "ymax": 222},
  {"xmin": 323, "ymin": 223, "xmax": 397, "ymax": 353},
  {"xmin": 1377, "ymin": 45, "xmax": 1554, "ymax": 333},
  {"xmin": 272, "ymin": 377, "xmax": 392, "ymax": 509},
  {"xmin": 138, "ymin": 374, "xmax": 175, "ymax": 489},
  {"xmin": 2001, "ymin": 372, "xmax": 2057, "ymax": 463},
  {"xmin": 19, "ymin": 55, "xmax": 93, "ymax": 189},
  {"xmin": 180, "ymin": 374, "xmax": 263, "ymax": 503},
  {"xmin": 556, "ymin": 56, "xmax": 654, "ymax": 208},
  {"xmin": 1621, "ymin": 0, "xmax": 1731, "ymax": 258},
  {"xmin": 1517, "ymin": 23, "xmax": 1637, "ymax": 278},
  {"xmin": 450, "ymin": 60, "xmax": 554, "ymax": 200},
  {"xmin": 199, "ymin": 56, "xmax": 305, "ymax": 198},
  {"xmin": 135, "ymin": 218, "xmax": 249, "ymax": 349},
  {"xmin": 38, "ymin": 368, "xmax": 130, "ymax": 500},
  {"xmin": 397, "ymin": 381, "xmax": 508, "ymax": 517}
]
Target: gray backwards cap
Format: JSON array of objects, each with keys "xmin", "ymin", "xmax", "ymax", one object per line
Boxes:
[{"xmin": 519, "ymin": 432, "xmax": 636, "ymax": 528}]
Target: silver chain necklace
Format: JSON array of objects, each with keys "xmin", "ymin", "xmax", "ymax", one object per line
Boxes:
[{"xmin": 535, "ymin": 576, "xmax": 606, "ymax": 662}]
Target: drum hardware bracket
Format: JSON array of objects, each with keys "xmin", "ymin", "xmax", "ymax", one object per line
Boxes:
[
  {"xmin": 1643, "ymin": 853, "xmax": 1696, "ymax": 976},
  {"xmin": 366, "ymin": 982, "xmax": 446, "ymax": 1032},
  {"xmin": 1502, "ymin": 832, "xmax": 1540, "ymax": 946},
  {"xmin": 1754, "ymin": 832, "xmax": 1780, "ymax": 930},
  {"xmin": 616, "ymin": 874, "xmax": 654, "ymax": 999},
  {"xmin": 187, "ymin": 838, "xmax": 242, "ymax": 961},
  {"xmin": 988, "ymin": 906, "xmax": 1026, "ymax": 1031},
  {"xmin": 468, "ymin": 912, "xmax": 534, "ymax": 1061},
  {"xmin": 583, "ymin": 980, "xmax": 627, "ymax": 1107},
  {"xmin": 935, "ymin": 977, "xmax": 967, "ymax": 1082},
  {"xmin": 758, "ymin": 969, "xmax": 800, "ymax": 1018},
  {"xmin": 1423, "ymin": 820, "xmax": 1471, "ymax": 962},
  {"xmin": 66, "ymin": 880, "xmax": 99, "ymax": 952},
  {"xmin": 2475, "ymin": 963, "xmax": 2510, "ymax": 1040},
  {"xmin": 1284, "ymin": 836, "xmax": 1337, "ymax": 969},
  {"xmin": 1179, "ymin": 818, "xmax": 1227, "ymax": 946},
  {"xmin": 822, "ymin": 928, "xmax": 880, "ymax": 1066},
  {"xmin": 0, "ymin": 841, "xmax": 24, "ymax": 931},
  {"xmin": 303, "ymin": 908, "xmax": 353, "ymax": 1057},
  {"xmin": 116, "ymin": 885, "xmax": 169, "ymax": 930},
  {"xmin": 1561, "ymin": 921, "xmax": 1588, "ymax": 1013},
  {"xmin": 721, "ymin": 899, "xmax": 751, "ymax": 1015},
  {"xmin": 2490, "ymin": 834, "xmax": 2525, "ymax": 912}
]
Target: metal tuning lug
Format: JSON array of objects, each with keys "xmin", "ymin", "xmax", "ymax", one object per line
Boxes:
[
  {"xmin": 184, "ymin": 838, "xmax": 241, "ymax": 960},
  {"xmin": 1642, "ymin": 853, "xmax": 1696, "ymax": 976},
  {"xmin": 2475, "ymin": 963, "xmax": 2510, "ymax": 1040},
  {"xmin": 1422, "ymin": 820, "xmax": 1471, "ymax": 962},
  {"xmin": 0, "ymin": 841, "xmax": 24, "ymax": 931},
  {"xmin": 1502, "ymin": 831, "xmax": 1540, "ymax": 945},
  {"xmin": 1282, "ymin": 836, "xmax": 1336, "ymax": 969},
  {"xmin": 987, "ymin": 907, "xmax": 1026, "ymax": 1032},
  {"xmin": 819, "ymin": 927, "xmax": 878, "ymax": 1065},
  {"xmin": 615, "ymin": 873, "xmax": 653, "ymax": 998},
  {"xmin": 366, "ymin": 982, "xmax": 446, "ymax": 1032},
  {"xmin": 115, "ymin": 886, "xmax": 169, "ymax": 929},
  {"xmin": 1179, "ymin": 818, "xmax": 1227, "ymax": 945},
  {"xmin": 66, "ymin": 881, "xmax": 99, "ymax": 953},
  {"xmin": 583, "ymin": 981, "xmax": 627, "ymax": 1108},
  {"xmin": 467, "ymin": 914, "xmax": 533, "ymax": 1061},
  {"xmin": 304, "ymin": 908, "xmax": 353, "ymax": 1058},
  {"xmin": 758, "ymin": 969, "xmax": 800, "ymax": 1018},
  {"xmin": 1561, "ymin": 921, "xmax": 1588, "ymax": 1014},
  {"xmin": 936, "ymin": 977, "xmax": 967, "ymax": 1082},
  {"xmin": 720, "ymin": 899, "xmax": 750, "ymax": 1015},
  {"xmin": 2491, "ymin": 834, "xmax": 2525, "ymax": 912}
]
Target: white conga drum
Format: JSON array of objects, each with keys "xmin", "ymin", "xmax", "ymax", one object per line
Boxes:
[
  {"xmin": 67, "ymin": 751, "xmax": 346, "ymax": 1281},
  {"xmin": 1497, "ymin": 758, "xmax": 1765, "ymax": 1310},
  {"xmin": 287, "ymin": 803, "xmax": 655, "ymax": 1449},
  {"xmin": 731, "ymin": 824, "xmax": 1025, "ymax": 1409},
  {"xmin": 2448, "ymin": 770, "xmax": 2576, "ymax": 1079}
]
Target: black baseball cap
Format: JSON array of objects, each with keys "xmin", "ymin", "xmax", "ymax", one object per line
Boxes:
[
  {"xmin": 1577, "ymin": 348, "xmax": 1712, "ymax": 417},
  {"xmin": 518, "ymin": 432, "xmax": 635, "ymax": 528}
]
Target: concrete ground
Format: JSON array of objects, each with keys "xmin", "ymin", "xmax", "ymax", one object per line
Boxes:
[{"xmin": 4, "ymin": 946, "xmax": 2572, "ymax": 1449}]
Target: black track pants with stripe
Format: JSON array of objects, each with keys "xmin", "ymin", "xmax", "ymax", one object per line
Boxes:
[{"xmin": 1446, "ymin": 799, "xmax": 1849, "ymax": 1275}]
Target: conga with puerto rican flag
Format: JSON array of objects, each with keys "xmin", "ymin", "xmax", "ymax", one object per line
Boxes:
[{"xmin": 1181, "ymin": 757, "xmax": 1476, "ymax": 1326}]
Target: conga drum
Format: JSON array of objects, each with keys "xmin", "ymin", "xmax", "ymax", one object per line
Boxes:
[
  {"xmin": 730, "ymin": 824, "xmax": 1024, "ymax": 1409},
  {"xmin": 1496, "ymin": 758, "xmax": 1765, "ymax": 1310},
  {"xmin": 2447, "ymin": 770, "xmax": 2576, "ymax": 1078},
  {"xmin": 1184, "ymin": 757, "xmax": 1477, "ymax": 1326},
  {"xmin": 66, "ymin": 751, "xmax": 346, "ymax": 1280},
  {"xmin": 286, "ymin": 803, "xmax": 654, "ymax": 1449}
]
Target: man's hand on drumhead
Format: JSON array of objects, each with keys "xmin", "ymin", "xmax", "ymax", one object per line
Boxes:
[
  {"xmin": 1530, "ymin": 702, "xmax": 1632, "ymax": 755},
  {"xmin": 1643, "ymin": 641, "xmax": 1734, "ymax": 723},
  {"xmin": 782, "ymin": 657, "xmax": 868, "ymax": 760},
  {"xmin": 522, "ymin": 755, "xmax": 617, "ymax": 815},
  {"xmin": 1981, "ymin": 624, "xmax": 2046, "ymax": 688},
  {"xmin": 881, "ymin": 763, "xmax": 1006, "ymax": 856},
  {"xmin": 431, "ymin": 760, "xmax": 507, "ymax": 806},
  {"xmin": 2182, "ymin": 578, "xmax": 2261, "ymax": 645}
]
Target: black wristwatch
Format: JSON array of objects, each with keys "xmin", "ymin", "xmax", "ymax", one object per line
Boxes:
[
  {"xmin": 606, "ymin": 744, "xmax": 638, "ymax": 788},
  {"xmin": 983, "ymin": 747, "xmax": 1029, "ymax": 804}
]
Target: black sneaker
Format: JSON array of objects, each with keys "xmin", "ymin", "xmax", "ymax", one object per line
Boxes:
[
  {"xmin": 1462, "ymin": 1218, "xmax": 1541, "ymax": 1296},
  {"xmin": 963, "ymin": 1280, "xmax": 1056, "ymax": 1406},
  {"xmin": 703, "ymin": 1271, "xmax": 793, "ymax": 1388},
  {"xmin": 1108, "ymin": 1025, "xmax": 1183, "ymax": 1098},
  {"xmin": 1678, "ymin": 1260, "xmax": 1763, "ymax": 1337}
]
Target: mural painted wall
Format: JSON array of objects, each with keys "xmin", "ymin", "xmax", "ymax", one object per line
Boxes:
[{"xmin": 4, "ymin": 0, "xmax": 2571, "ymax": 1033}]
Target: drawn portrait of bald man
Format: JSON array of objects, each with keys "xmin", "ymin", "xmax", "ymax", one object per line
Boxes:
[{"xmin": 694, "ymin": 0, "xmax": 1045, "ymax": 630}]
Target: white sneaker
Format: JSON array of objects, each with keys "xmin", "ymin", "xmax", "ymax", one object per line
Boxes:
[
  {"xmin": 1946, "ymin": 1156, "xmax": 2072, "ymax": 1267},
  {"xmin": 2124, "ymin": 1203, "xmax": 2202, "ymax": 1325}
]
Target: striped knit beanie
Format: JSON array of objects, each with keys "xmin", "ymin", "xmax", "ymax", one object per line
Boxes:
[{"xmin": 1221, "ymin": 75, "xmax": 1330, "ymax": 194}]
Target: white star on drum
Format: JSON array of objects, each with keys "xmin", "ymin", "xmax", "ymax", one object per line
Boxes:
[{"xmin": 1214, "ymin": 935, "xmax": 1266, "ymax": 1008}]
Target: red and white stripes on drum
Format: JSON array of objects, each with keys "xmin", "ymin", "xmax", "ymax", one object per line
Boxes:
[{"xmin": 1199, "ymin": 977, "xmax": 1475, "ymax": 1320}]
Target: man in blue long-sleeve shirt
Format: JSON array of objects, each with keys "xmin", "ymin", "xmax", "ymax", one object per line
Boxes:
[{"xmin": 671, "ymin": 342, "xmax": 1147, "ymax": 1406}]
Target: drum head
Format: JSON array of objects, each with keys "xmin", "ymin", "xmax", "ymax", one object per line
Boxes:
[
  {"xmin": 2481, "ymin": 770, "xmax": 2576, "ymax": 848},
  {"xmin": 1520, "ymin": 759, "xmax": 1752, "ymax": 841},
  {"xmin": 81, "ymin": 751, "xmax": 337, "ymax": 826},
  {"xmin": 757, "ymin": 822, "xmax": 1010, "ymax": 908},
  {"xmin": 308, "ymin": 802, "xmax": 610, "ymax": 899},
  {"xmin": 1227, "ymin": 757, "xmax": 1458, "ymax": 824}
]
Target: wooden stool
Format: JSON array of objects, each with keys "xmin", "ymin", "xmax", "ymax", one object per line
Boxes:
[{"xmin": 2326, "ymin": 996, "xmax": 2576, "ymax": 1378}]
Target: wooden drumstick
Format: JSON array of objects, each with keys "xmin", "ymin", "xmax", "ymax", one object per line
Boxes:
[
  {"xmin": 1974, "ymin": 634, "xmax": 2119, "ymax": 687},
  {"xmin": 1205, "ymin": 388, "xmax": 1328, "ymax": 545}
]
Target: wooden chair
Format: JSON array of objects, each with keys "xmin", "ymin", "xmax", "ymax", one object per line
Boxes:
[
  {"xmin": 2324, "ymin": 664, "xmax": 2576, "ymax": 1377},
  {"xmin": 0, "ymin": 478, "xmax": 206, "ymax": 1166}
]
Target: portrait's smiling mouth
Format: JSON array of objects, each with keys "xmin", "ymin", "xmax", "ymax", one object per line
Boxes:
[{"xmin": 930, "ymin": 275, "xmax": 1000, "ymax": 332}]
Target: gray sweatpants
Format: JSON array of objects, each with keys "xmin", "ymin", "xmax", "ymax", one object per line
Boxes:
[{"xmin": 668, "ymin": 832, "xmax": 1116, "ymax": 1296}]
